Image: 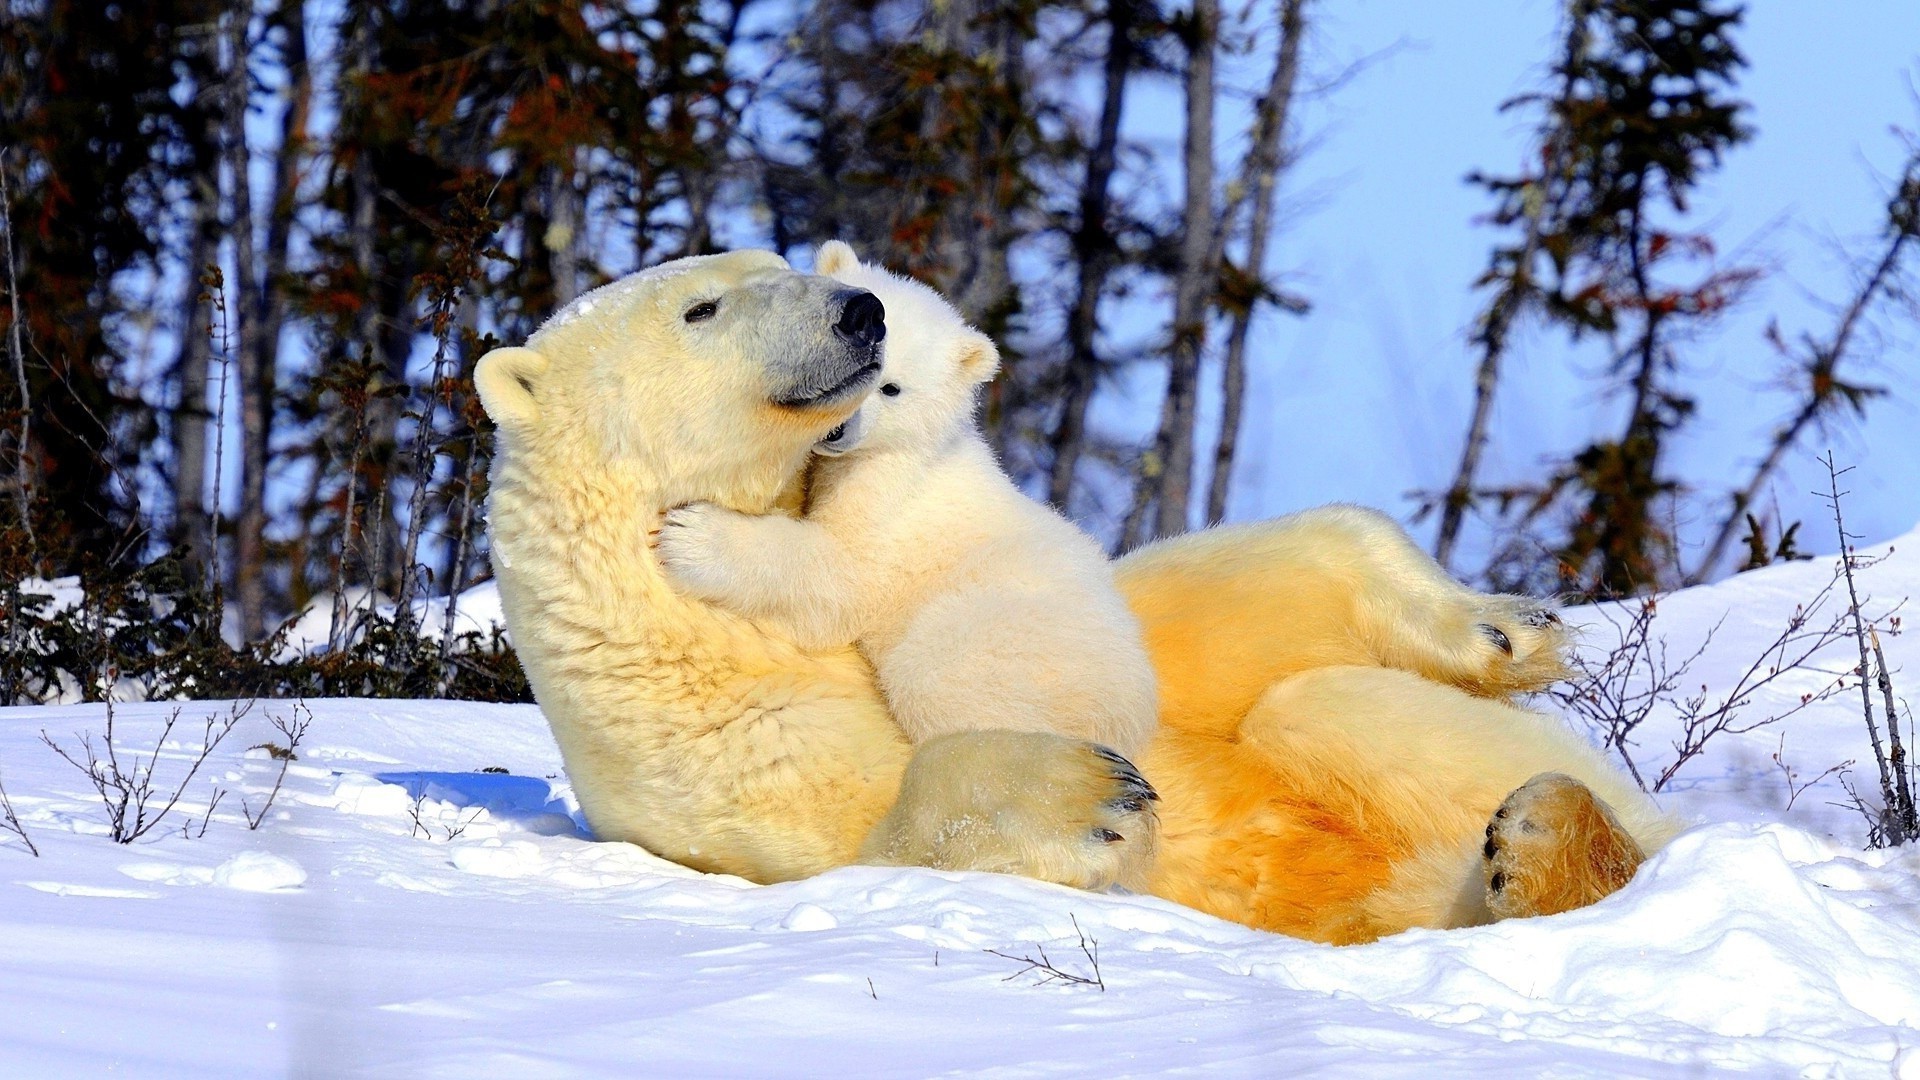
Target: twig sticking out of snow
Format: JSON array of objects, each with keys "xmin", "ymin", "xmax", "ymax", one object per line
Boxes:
[
  {"xmin": 184, "ymin": 786, "xmax": 224, "ymax": 840},
  {"xmin": 407, "ymin": 792, "xmax": 482, "ymax": 842},
  {"xmin": 0, "ymin": 762, "xmax": 36, "ymax": 856},
  {"xmin": 986, "ymin": 914, "xmax": 1105, "ymax": 991},
  {"xmin": 243, "ymin": 701, "xmax": 312, "ymax": 830}
]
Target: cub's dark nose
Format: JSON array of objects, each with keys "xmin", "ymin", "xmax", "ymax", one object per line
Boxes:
[{"xmin": 834, "ymin": 290, "xmax": 886, "ymax": 349}]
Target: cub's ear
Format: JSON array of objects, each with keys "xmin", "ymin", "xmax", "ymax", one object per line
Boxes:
[
  {"xmin": 475, "ymin": 346, "xmax": 550, "ymax": 432},
  {"xmin": 816, "ymin": 240, "xmax": 861, "ymax": 277},
  {"xmin": 958, "ymin": 331, "xmax": 1001, "ymax": 385}
]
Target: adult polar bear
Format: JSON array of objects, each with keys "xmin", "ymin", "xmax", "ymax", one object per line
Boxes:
[{"xmin": 477, "ymin": 249, "xmax": 1676, "ymax": 944}]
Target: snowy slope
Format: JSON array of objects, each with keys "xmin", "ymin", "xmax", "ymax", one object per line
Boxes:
[{"xmin": 2, "ymin": 529, "xmax": 1918, "ymax": 1077}]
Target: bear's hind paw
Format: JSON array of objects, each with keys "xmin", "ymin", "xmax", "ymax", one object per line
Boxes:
[{"xmin": 1482, "ymin": 772, "xmax": 1644, "ymax": 922}]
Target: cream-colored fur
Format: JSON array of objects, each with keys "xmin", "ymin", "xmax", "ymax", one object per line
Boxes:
[
  {"xmin": 655, "ymin": 242, "xmax": 1158, "ymax": 756},
  {"xmin": 476, "ymin": 251, "xmax": 1157, "ymax": 890},
  {"xmin": 479, "ymin": 248, "xmax": 1679, "ymax": 944}
]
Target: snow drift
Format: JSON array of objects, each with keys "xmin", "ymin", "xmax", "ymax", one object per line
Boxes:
[{"xmin": 1, "ymin": 527, "xmax": 1917, "ymax": 1076}]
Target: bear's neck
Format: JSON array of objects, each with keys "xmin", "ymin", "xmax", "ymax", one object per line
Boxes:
[{"xmin": 486, "ymin": 438, "xmax": 708, "ymax": 680}]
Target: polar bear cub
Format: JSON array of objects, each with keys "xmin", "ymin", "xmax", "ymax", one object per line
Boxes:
[{"xmin": 656, "ymin": 242, "xmax": 1160, "ymax": 756}]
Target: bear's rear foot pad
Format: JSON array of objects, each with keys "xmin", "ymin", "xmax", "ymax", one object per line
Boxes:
[{"xmin": 1482, "ymin": 772, "xmax": 1644, "ymax": 921}]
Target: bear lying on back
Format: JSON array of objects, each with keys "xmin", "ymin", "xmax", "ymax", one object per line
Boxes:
[{"xmin": 655, "ymin": 241, "xmax": 1160, "ymax": 757}]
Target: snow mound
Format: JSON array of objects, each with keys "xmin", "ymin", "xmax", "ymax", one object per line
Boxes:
[{"xmin": 211, "ymin": 851, "xmax": 307, "ymax": 892}]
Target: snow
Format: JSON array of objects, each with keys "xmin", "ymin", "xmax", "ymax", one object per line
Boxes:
[
  {"xmin": 2, "ymin": 528, "xmax": 1918, "ymax": 1075},
  {"xmin": 274, "ymin": 581, "xmax": 509, "ymax": 661}
]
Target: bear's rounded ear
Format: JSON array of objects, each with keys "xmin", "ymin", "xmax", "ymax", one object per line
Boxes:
[
  {"xmin": 475, "ymin": 346, "xmax": 550, "ymax": 432},
  {"xmin": 816, "ymin": 240, "xmax": 861, "ymax": 277},
  {"xmin": 958, "ymin": 332, "xmax": 1001, "ymax": 385}
]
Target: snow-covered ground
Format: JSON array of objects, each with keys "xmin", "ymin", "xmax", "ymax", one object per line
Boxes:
[{"xmin": 3, "ymin": 529, "xmax": 1918, "ymax": 1076}]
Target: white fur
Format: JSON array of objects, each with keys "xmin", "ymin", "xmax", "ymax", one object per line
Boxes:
[
  {"xmin": 476, "ymin": 249, "xmax": 1158, "ymax": 890},
  {"xmin": 656, "ymin": 243, "xmax": 1160, "ymax": 756}
]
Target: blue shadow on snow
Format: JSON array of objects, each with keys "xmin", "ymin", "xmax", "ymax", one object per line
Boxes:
[{"xmin": 374, "ymin": 770, "xmax": 590, "ymax": 839}]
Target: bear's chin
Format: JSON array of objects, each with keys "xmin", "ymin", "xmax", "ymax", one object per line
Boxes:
[{"xmin": 771, "ymin": 357, "xmax": 881, "ymax": 410}]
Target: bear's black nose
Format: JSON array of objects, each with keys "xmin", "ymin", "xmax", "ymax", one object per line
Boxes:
[{"xmin": 834, "ymin": 290, "xmax": 886, "ymax": 349}]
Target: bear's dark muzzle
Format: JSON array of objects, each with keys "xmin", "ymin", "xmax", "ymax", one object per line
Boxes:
[{"xmin": 833, "ymin": 290, "xmax": 886, "ymax": 349}]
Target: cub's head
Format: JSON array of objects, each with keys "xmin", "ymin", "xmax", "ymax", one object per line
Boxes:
[
  {"xmin": 475, "ymin": 249, "xmax": 884, "ymax": 506},
  {"xmin": 810, "ymin": 241, "xmax": 1000, "ymax": 459}
]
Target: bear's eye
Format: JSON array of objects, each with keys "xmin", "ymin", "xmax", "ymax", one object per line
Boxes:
[
  {"xmin": 880, "ymin": 383, "xmax": 902, "ymax": 397},
  {"xmin": 683, "ymin": 300, "xmax": 719, "ymax": 324}
]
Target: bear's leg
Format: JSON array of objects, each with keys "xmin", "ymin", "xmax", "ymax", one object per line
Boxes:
[
  {"xmin": 1283, "ymin": 506, "xmax": 1570, "ymax": 698},
  {"xmin": 1387, "ymin": 590, "xmax": 1571, "ymax": 699},
  {"xmin": 1115, "ymin": 507, "xmax": 1569, "ymax": 722},
  {"xmin": 1481, "ymin": 772, "xmax": 1646, "ymax": 921},
  {"xmin": 861, "ymin": 731, "xmax": 1159, "ymax": 892}
]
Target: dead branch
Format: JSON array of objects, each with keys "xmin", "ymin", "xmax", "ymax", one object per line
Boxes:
[
  {"xmin": 185, "ymin": 785, "xmax": 224, "ymax": 840},
  {"xmin": 409, "ymin": 791, "xmax": 482, "ymax": 841}
]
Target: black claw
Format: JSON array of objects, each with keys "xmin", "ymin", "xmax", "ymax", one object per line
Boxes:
[
  {"xmin": 1489, "ymin": 871, "xmax": 1507, "ymax": 893},
  {"xmin": 1093, "ymin": 828, "xmax": 1125, "ymax": 844},
  {"xmin": 1522, "ymin": 608, "xmax": 1562, "ymax": 628},
  {"xmin": 1109, "ymin": 795, "xmax": 1151, "ymax": 815},
  {"xmin": 1484, "ymin": 821, "xmax": 1497, "ymax": 839},
  {"xmin": 1495, "ymin": 806, "xmax": 1510, "ymax": 820},
  {"xmin": 1480, "ymin": 624, "xmax": 1514, "ymax": 655},
  {"xmin": 1483, "ymin": 836, "xmax": 1499, "ymax": 860},
  {"xmin": 1090, "ymin": 745, "xmax": 1158, "ymax": 804}
]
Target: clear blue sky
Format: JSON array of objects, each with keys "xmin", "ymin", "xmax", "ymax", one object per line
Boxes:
[{"xmin": 1097, "ymin": 0, "xmax": 1920, "ymax": 573}]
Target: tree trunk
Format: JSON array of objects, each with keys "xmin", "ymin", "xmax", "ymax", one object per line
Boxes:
[
  {"xmin": 547, "ymin": 162, "xmax": 580, "ymax": 306},
  {"xmin": 170, "ymin": 191, "xmax": 217, "ymax": 574},
  {"xmin": 0, "ymin": 156, "xmax": 30, "ymax": 554},
  {"xmin": 1046, "ymin": 0, "xmax": 1137, "ymax": 510},
  {"xmin": 1138, "ymin": 0, "xmax": 1217, "ymax": 542},
  {"xmin": 1206, "ymin": 0, "xmax": 1308, "ymax": 526},
  {"xmin": 225, "ymin": 2, "xmax": 269, "ymax": 641}
]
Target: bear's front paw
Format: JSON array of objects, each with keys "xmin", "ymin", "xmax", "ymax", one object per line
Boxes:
[
  {"xmin": 654, "ymin": 502, "xmax": 750, "ymax": 603},
  {"xmin": 861, "ymin": 732, "xmax": 1160, "ymax": 892}
]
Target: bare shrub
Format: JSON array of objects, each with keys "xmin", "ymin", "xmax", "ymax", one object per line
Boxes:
[
  {"xmin": 40, "ymin": 696, "xmax": 251, "ymax": 843},
  {"xmin": 987, "ymin": 915, "xmax": 1105, "ymax": 991},
  {"xmin": 1555, "ymin": 455, "xmax": 1907, "ymax": 826},
  {"xmin": 1555, "ymin": 568, "xmax": 1867, "ymax": 792}
]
